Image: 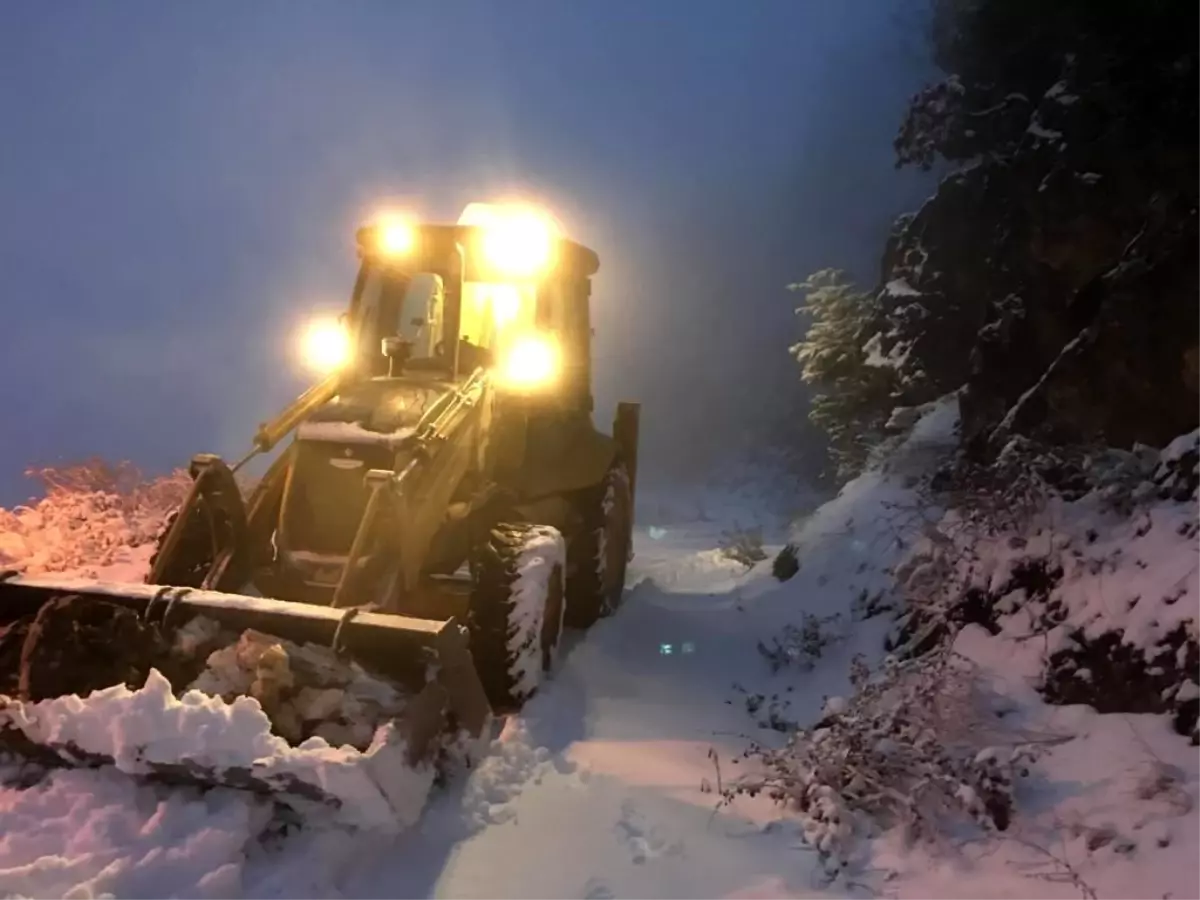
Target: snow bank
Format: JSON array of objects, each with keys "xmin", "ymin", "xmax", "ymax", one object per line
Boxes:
[
  {"xmin": 782, "ymin": 392, "xmax": 958, "ymax": 564},
  {"xmin": 873, "ymin": 687, "xmax": 1199, "ymax": 899},
  {"xmin": 0, "ymin": 465, "xmax": 186, "ymax": 577},
  {"xmin": 891, "ymin": 429, "xmax": 1199, "ymax": 739},
  {"xmin": 0, "ymin": 766, "xmax": 268, "ymax": 899},
  {"xmin": 866, "ymin": 429, "xmax": 1198, "ymax": 896},
  {"xmin": 717, "ymin": 405, "xmax": 1198, "ymax": 899},
  {"xmin": 0, "ymin": 669, "xmax": 435, "ymax": 833}
]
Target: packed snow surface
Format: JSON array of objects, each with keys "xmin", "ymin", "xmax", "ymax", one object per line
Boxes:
[{"xmin": 0, "ymin": 398, "xmax": 1196, "ymax": 898}]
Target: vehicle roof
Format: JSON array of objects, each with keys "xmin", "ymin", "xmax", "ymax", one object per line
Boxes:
[{"xmin": 354, "ymin": 223, "xmax": 600, "ymax": 277}]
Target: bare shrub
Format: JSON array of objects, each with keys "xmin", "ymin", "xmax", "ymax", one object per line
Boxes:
[
  {"xmin": 0, "ymin": 459, "xmax": 191, "ymax": 576},
  {"xmin": 890, "ymin": 442, "xmax": 1109, "ymax": 655},
  {"xmin": 720, "ymin": 524, "xmax": 768, "ymax": 568},
  {"xmin": 722, "ymin": 645, "xmax": 1043, "ymax": 871},
  {"xmin": 25, "ymin": 458, "xmax": 146, "ymax": 496},
  {"xmin": 928, "ymin": 439, "xmax": 1065, "ymax": 536},
  {"xmin": 757, "ymin": 612, "xmax": 844, "ymax": 673},
  {"xmin": 24, "ymin": 458, "xmax": 191, "ymax": 523},
  {"xmin": 886, "ymin": 518, "xmax": 979, "ymax": 652}
]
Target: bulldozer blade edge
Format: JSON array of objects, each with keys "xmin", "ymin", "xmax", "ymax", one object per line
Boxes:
[
  {"xmin": 3, "ymin": 576, "xmax": 440, "ymax": 655},
  {"xmin": 0, "ymin": 575, "xmax": 492, "ymax": 744},
  {"xmin": 0, "ymin": 708, "xmax": 345, "ymax": 809}
]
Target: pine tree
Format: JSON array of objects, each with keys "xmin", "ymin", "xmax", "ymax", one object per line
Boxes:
[{"xmin": 790, "ymin": 269, "xmax": 896, "ymax": 481}]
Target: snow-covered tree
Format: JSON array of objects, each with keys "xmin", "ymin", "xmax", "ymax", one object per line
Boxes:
[{"xmin": 789, "ymin": 269, "xmax": 896, "ymax": 482}]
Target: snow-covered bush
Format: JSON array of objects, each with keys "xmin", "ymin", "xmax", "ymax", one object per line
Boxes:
[
  {"xmin": 772, "ymin": 542, "xmax": 800, "ymax": 581},
  {"xmin": 894, "ymin": 430, "xmax": 1200, "ymax": 741},
  {"xmin": 0, "ymin": 459, "xmax": 189, "ymax": 576},
  {"xmin": 897, "ymin": 434, "xmax": 1166, "ymax": 652},
  {"xmin": 1084, "ymin": 445, "xmax": 1162, "ymax": 515},
  {"xmin": 726, "ymin": 645, "xmax": 1038, "ymax": 870},
  {"xmin": 926, "ymin": 430, "xmax": 1193, "ymax": 541},
  {"xmin": 930, "ymin": 436, "xmax": 1090, "ymax": 535},
  {"xmin": 1153, "ymin": 428, "xmax": 1199, "ymax": 501},
  {"xmin": 887, "ymin": 518, "xmax": 979, "ymax": 656}
]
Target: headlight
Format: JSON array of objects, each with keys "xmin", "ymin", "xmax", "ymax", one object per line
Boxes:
[
  {"xmin": 481, "ymin": 214, "xmax": 554, "ymax": 278},
  {"xmin": 300, "ymin": 318, "xmax": 350, "ymax": 374},
  {"xmin": 497, "ymin": 334, "xmax": 559, "ymax": 389},
  {"xmin": 459, "ymin": 202, "xmax": 560, "ymax": 278},
  {"xmin": 373, "ymin": 213, "xmax": 416, "ymax": 257}
]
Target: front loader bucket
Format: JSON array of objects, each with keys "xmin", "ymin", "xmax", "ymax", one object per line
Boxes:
[{"xmin": 0, "ymin": 574, "xmax": 493, "ymax": 828}]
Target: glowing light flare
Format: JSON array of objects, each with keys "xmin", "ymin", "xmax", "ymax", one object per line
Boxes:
[
  {"xmin": 372, "ymin": 212, "xmax": 417, "ymax": 257},
  {"xmin": 481, "ymin": 215, "xmax": 554, "ymax": 276},
  {"xmin": 497, "ymin": 333, "xmax": 560, "ymax": 389},
  {"xmin": 300, "ymin": 318, "xmax": 351, "ymax": 374},
  {"xmin": 489, "ymin": 284, "xmax": 522, "ymax": 327},
  {"xmin": 458, "ymin": 202, "xmax": 562, "ymax": 278}
]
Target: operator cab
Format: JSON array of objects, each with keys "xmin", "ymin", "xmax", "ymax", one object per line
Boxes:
[
  {"xmin": 342, "ymin": 205, "xmax": 599, "ymax": 398},
  {"xmin": 351, "ymin": 270, "xmax": 446, "ymax": 377}
]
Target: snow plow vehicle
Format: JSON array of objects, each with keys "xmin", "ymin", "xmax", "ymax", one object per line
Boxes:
[{"xmin": 0, "ymin": 203, "xmax": 638, "ymax": 825}]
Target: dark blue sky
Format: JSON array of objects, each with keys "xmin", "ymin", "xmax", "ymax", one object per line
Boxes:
[{"xmin": 0, "ymin": 0, "xmax": 933, "ymax": 503}]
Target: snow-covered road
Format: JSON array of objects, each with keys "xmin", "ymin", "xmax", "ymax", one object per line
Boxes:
[{"xmin": 336, "ymin": 512, "xmax": 846, "ymax": 900}]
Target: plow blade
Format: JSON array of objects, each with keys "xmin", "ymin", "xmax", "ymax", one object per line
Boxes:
[{"xmin": 0, "ymin": 575, "xmax": 493, "ymax": 828}]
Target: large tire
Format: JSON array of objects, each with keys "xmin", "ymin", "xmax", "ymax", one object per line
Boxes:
[
  {"xmin": 467, "ymin": 522, "xmax": 566, "ymax": 711},
  {"xmin": 565, "ymin": 461, "xmax": 633, "ymax": 629}
]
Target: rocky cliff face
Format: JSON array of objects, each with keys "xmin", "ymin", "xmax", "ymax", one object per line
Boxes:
[{"xmin": 863, "ymin": 0, "xmax": 1198, "ymax": 458}]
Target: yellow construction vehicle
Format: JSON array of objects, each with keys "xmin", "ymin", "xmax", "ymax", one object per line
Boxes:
[{"xmin": 0, "ymin": 202, "xmax": 638, "ymax": 797}]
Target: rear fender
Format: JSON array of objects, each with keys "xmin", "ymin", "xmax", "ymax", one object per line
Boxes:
[
  {"xmin": 520, "ymin": 428, "xmax": 620, "ymax": 500},
  {"xmin": 612, "ymin": 401, "xmax": 640, "ymax": 505},
  {"xmin": 511, "ymin": 494, "xmax": 578, "ymax": 536},
  {"xmin": 509, "ymin": 401, "xmax": 640, "ymax": 503}
]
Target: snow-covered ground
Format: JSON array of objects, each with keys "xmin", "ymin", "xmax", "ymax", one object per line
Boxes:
[{"xmin": 1, "ymin": 402, "xmax": 1197, "ymax": 899}]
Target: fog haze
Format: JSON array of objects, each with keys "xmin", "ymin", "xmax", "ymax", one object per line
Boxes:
[{"xmin": 0, "ymin": 0, "xmax": 934, "ymax": 501}]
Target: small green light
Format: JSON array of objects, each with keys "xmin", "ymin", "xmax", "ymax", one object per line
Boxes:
[{"xmin": 659, "ymin": 643, "xmax": 673, "ymax": 655}]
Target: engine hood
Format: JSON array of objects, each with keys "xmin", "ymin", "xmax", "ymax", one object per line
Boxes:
[{"xmin": 297, "ymin": 375, "xmax": 455, "ymax": 448}]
